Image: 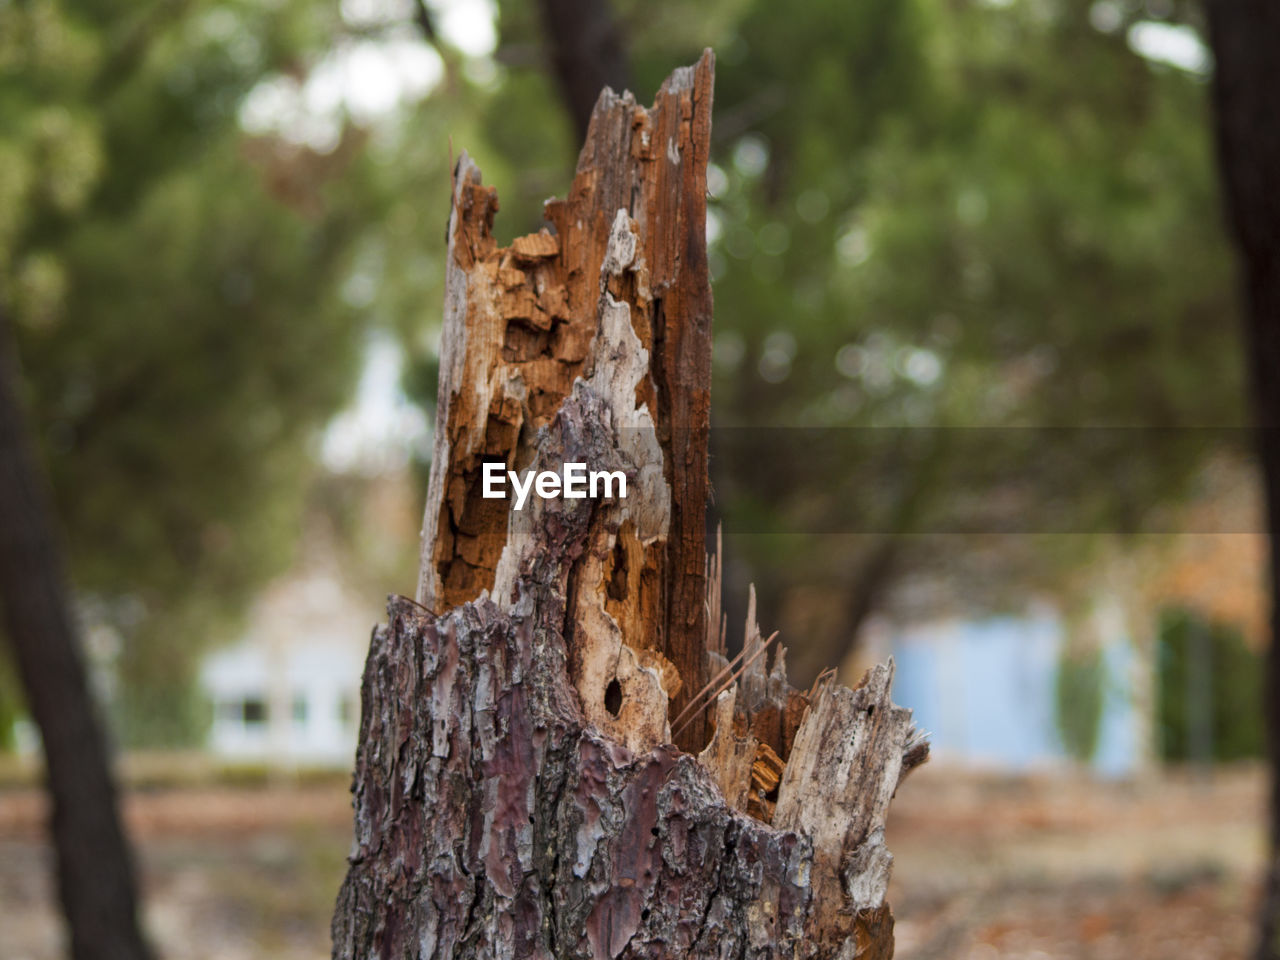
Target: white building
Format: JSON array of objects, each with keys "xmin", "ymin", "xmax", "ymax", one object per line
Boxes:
[{"xmin": 200, "ymin": 566, "xmax": 378, "ymax": 767}]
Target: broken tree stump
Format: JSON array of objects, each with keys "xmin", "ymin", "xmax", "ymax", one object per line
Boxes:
[{"xmin": 332, "ymin": 50, "xmax": 927, "ymax": 960}]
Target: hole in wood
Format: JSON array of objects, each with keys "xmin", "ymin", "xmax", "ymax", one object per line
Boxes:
[
  {"xmin": 604, "ymin": 678, "xmax": 623, "ymax": 717},
  {"xmin": 606, "ymin": 538, "xmax": 628, "ymax": 602}
]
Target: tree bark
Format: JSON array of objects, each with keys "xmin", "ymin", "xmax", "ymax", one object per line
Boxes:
[
  {"xmin": 334, "ymin": 53, "xmax": 926, "ymax": 959},
  {"xmin": 1202, "ymin": 5, "xmax": 1280, "ymax": 958},
  {"xmin": 0, "ymin": 311, "xmax": 153, "ymax": 960}
]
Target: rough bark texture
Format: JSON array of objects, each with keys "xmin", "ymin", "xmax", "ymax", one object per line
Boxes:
[
  {"xmin": 1203, "ymin": 5, "xmax": 1280, "ymax": 958},
  {"xmin": 336, "ymin": 54, "xmax": 926, "ymax": 959},
  {"xmin": 0, "ymin": 310, "xmax": 153, "ymax": 960}
]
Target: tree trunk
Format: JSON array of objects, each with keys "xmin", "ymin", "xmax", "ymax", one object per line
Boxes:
[
  {"xmin": 333, "ymin": 53, "xmax": 927, "ymax": 959},
  {"xmin": 534, "ymin": 0, "xmax": 631, "ymax": 142},
  {"xmin": 1202, "ymin": 5, "xmax": 1280, "ymax": 958},
  {"xmin": 0, "ymin": 310, "xmax": 153, "ymax": 960}
]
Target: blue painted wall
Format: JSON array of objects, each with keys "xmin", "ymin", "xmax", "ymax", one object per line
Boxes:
[{"xmin": 888, "ymin": 612, "xmax": 1141, "ymax": 775}]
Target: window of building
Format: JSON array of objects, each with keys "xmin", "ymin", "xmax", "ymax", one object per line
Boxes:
[
  {"xmin": 292, "ymin": 694, "xmax": 308, "ymax": 726},
  {"xmin": 241, "ymin": 697, "xmax": 267, "ymax": 725}
]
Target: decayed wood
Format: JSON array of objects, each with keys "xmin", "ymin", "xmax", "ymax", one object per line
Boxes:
[
  {"xmin": 336, "ymin": 52, "xmax": 927, "ymax": 960},
  {"xmin": 416, "ymin": 51, "xmax": 713, "ymax": 750}
]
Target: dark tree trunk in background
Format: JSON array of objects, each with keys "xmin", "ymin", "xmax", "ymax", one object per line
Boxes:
[
  {"xmin": 0, "ymin": 312, "xmax": 153, "ymax": 960},
  {"xmin": 535, "ymin": 0, "xmax": 631, "ymax": 141},
  {"xmin": 331, "ymin": 54, "xmax": 927, "ymax": 959},
  {"xmin": 1203, "ymin": 4, "xmax": 1280, "ymax": 958}
]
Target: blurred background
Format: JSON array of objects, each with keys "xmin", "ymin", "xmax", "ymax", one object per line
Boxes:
[{"xmin": 0, "ymin": 0, "xmax": 1266, "ymax": 957}]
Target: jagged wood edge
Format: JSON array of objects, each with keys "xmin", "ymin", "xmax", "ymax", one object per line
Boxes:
[{"xmin": 337, "ymin": 51, "xmax": 928, "ymax": 960}]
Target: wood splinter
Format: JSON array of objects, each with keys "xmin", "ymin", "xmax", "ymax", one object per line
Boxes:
[{"xmin": 333, "ymin": 50, "xmax": 928, "ymax": 960}]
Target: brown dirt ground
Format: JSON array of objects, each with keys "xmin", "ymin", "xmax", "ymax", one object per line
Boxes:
[
  {"xmin": 0, "ymin": 763, "xmax": 1266, "ymax": 959},
  {"xmin": 887, "ymin": 763, "xmax": 1266, "ymax": 960}
]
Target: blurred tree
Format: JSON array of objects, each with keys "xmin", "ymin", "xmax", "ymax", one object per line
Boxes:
[
  {"xmin": 0, "ymin": 0, "xmax": 1254, "ymax": 928},
  {"xmin": 1055, "ymin": 643, "xmax": 1107, "ymax": 764},
  {"xmin": 0, "ymin": 0, "xmax": 466, "ymax": 747},
  {"xmin": 1202, "ymin": 2, "xmax": 1280, "ymax": 957},
  {"xmin": 0, "ymin": 0, "xmax": 420, "ymax": 951},
  {"xmin": 0, "ymin": 0, "xmax": 507, "ymax": 944},
  {"xmin": 535, "ymin": 0, "xmax": 631, "ymax": 139},
  {"xmin": 701, "ymin": 0, "xmax": 1239, "ymax": 676},
  {"xmin": 1155, "ymin": 606, "xmax": 1263, "ymax": 763},
  {"xmin": 2, "ymin": 305, "xmax": 152, "ymax": 960},
  {"xmin": 0, "ymin": 669, "xmax": 18, "ymax": 752},
  {"xmin": 480, "ymin": 0, "xmax": 1240, "ymax": 677},
  {"xmin": 0, "ymin": 0, "xmax": 1230, "ymax": 735}
]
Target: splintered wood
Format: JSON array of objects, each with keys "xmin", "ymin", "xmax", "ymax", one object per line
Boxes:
[
  {"xmin": 417, "ymin": 50, "xmax": 714, "ymax": 751},
  {"xmin": 336, "ymin": 50, "xmax": 928, "ymax": 960}
]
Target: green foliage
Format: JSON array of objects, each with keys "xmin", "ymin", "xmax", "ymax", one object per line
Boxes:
[
  {"xmin": 0, "ymin": 0, "xmax": 1252, "ymax": 745},
  {"xmin": 1054, "ymin": 644, "xmax": 1106, "ymax": 763},
  {"xmin": 0, "ymin": 0, "xmax": 391, "ymax": 745},
  {"xmin": 616, "ymin": 0, "xmax": 1240, "ymax": 665},
  {"xmin": 409, "ymin": 0, "xmax": 1243, "ymax": 674},
  {"xmin": 1156, "ymin": 607, "xmax": 1263, "ymax": 763},
  {"xmin": 0, "ymin": 657, "xmax": 21, "ymax": 753},
  {"xmin": 705, "ymin": 1, "xmax": 1235, "ymax": 502}
]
